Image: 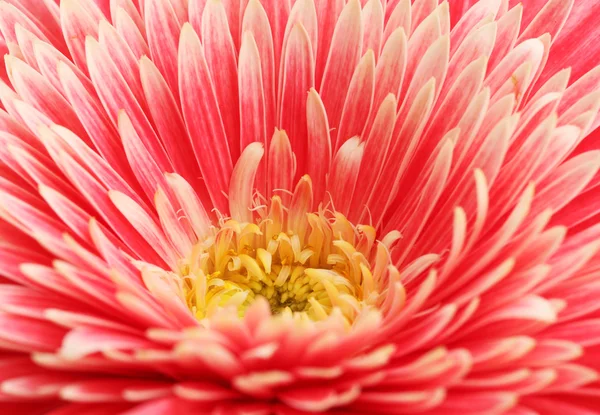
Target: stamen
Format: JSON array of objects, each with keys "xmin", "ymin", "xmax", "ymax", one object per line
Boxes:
[{"xmin": 181, "ymin": 186, "xmax": 399, "ymax": 323}]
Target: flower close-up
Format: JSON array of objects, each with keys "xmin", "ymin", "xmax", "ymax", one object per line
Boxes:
[{"xmin": 0, "ymin": 0, "xmax": 600, "ymax": 413}]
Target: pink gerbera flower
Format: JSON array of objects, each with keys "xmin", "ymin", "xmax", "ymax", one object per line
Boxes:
[{"xmin": 0, "ymin": 0, "xmax": 600, "ymax": 413}]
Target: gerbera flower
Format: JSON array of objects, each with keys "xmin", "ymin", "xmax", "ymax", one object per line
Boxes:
[{"xmin": 0, "ymin": 0, "xmax": 599, "ymax": 413}]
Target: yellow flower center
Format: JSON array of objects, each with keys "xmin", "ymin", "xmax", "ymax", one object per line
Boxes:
[{"xmin": 177, "ymin": 180, "xmax": 399, "ymax": 324}]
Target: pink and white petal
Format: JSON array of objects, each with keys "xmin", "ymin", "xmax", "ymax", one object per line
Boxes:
[
  {"xmin": 389, "ymin": 138, "xmax": 454, "ymax": 264},
  {"xmin": 267, "ymin": 129, "xmax": 294, "ymax": 201},
  {"xmin": 13, "ymin": 25, "xmax": 42, "ymax": 70},
  {"xmin": 371, "ymin": 79, "xmax": 436, "ymax": 226},
  {"xmin": 0, "ymin": 37, "xmax": 9, "ymax": 85},
  {"xmin": 430, "ymin": 392, "xmax": 517, "ymax": 415},
  {"xmin": 384, "ymin": 0, "xmax": 411, "ymax": 43},
  {"xmin": 351, "ymin": 94, "xmax": 397, "ymax": 220},
  {"xmin": 154, "ymin": 187, "xmax": 194, "ymax": 258},
  {"xmin": 259, "ymin": 0, "xmax": 290, "ymax": 81},
  {"xmin": 202, "ymin": 0, "xmax": 240, "ymax": 160},
  {"xmin": 411, "ymin": 0, "xmax": 440, "ymax": 35},
  {"xmin": 485, "ymin": 38, "xmax": 545, "ymax": 98},
  {"xmin": 109, "ymin": 190, "xmax": 179, "ymax": 270},
  {"xmin": 57, "ymin": 63, "xmax": 137, "ymax": 187},
  {"xmin": 117, "ymin": 111, "xmax": 173, "ymax": 205},
  {"xmin": 282, "ymin": 0, "xmax": 318, "ymax": 62},
  {"xmin": 33, "ymin": 38, "xmax": 95, "ymax": 99},
  {"xmin": 178, "ymin": 23, "xmax": 233, "ymax": 213},
  {"xmin": 326, "ymin": 137, "xmax": 364, "ymax": 215},
  {"xmin": 144, "ymin": 0, "xmax": 182, "ymax": 101},
  {"xmin": 110, "ymin": 0, "xmax": 145, "ymax": 37},
  {"xmin": 6, "ymin": 57, "xmax": 90, "ymax": 144},
  {"xmin": 319, "ymin": 0, "xmax": 363, "ymax": 132},
  {"xmin": 559, "ymin": 66, "xmax": 600, "ymax": 118},
  {"xmin": 537, "ymin": 0, "xmax": 600, "ymax": 85},
  {"xmin": 60, "ymin": 0, "xmax": 105, "ymax": 74},
  {"xmin": 51, "ymin": 147, "xmax": 165, "ymax": 267},
  {"xmin": 3, "ymin": 0, "xmax": 64, "ymax": 51},
  {"xmin": 401, "ymin": 7, "xmax": 442, "ymax": 101},
  {"xmin": 427, "ymin": 56, "xmax": 488, "ymax": 153},
  {"xmin": 277, "ymin": 22, "xmax": 315, "ymax": 178},
  {"xmin": 43, "ymin": 125, "xmax": 148, "ymax": 210},
  {"xmin": 399, "ymin": 33, "xmax": 450, "ymax": 117},
  {"xmin": 439, "ymin": 22, "xmax": 495, "ymax": 107},
  {"xmin": 305, "ymin": 88, "xmax": 331, "ymax": 204},
  {"xmin": 114, "ymin": 7, "xmax": 149, "ymax": 59},
  {"xmin": 97, "ymin": 20, "xmax": 146, "ymax": 110},
  {"xmin": 60, "ymin": 379, "xmax": 170, "ymax": 403},
  {"xmin": 139, "ymin": 57, "xmax": 206, "ymax": 201},
  {"xmin": 0, "ymin": 313, "xmax": 66, "ymax": 352},
  {"xmin": 449, "ymin": 0, "xmax": 502, "ymax": 55},
  {"xmin": 174, "ymin": 382, "xmax": 241, "ymax": 402},
  {"xmin": 241, "ymin": 0, "xmax": 276, "ymax": 138},
  {"xmin": 488, "ymin": 4, "xmax": 522, "ymax": 71},
  {"xmin": 165, "ymin": 173, "xmax": 212, "ymax": 242},
  {"xmin": 38, "ymin": 185, "xmax": 94, "ymax": 246},
  {"xmin": 85, "ymin": 36, "xmax": 173, "ymax": 173},
  {"xmin": 364, "ymin": 27, "xmax": 407, "ymax": 138},
  {"xmin": 88, "ymin": 217, "xmax": 140, "ymax": 283},
  {"xmin": 335, "ymin": 50, "xmax": 376, "ymax": 151},
  {"xmin": 238, "ymin": 31, "xmax": 267, "ymax": 155},
  {"xmin": 531, "ymin": 151, "xmax": 600, "ymax": 218},
  {"xmin": 229, "ymin": 142, "xmax": 264, "ymax": 223},
  {"xmin": 279, "ymin": 385, "xmax": 361, "ymax": 413},
  {"xmin": 353, "ymin": 388, "xmax": 445, "ymax": 413},
  {"xmin": 518, "ymin": 0, "xmax": 573, "ymax": 44},
  {"xmin": 288, "ymin": 176, "xmax": 313, "ymax": 239},
  {"xmin": 362, "ymin": 0, "xmax": 384, "ymax": 58},
  {"xmin": 313, "ymin": 0, "xmax": 344, "ymax": 85},
  {"xmin": 0, "ymin": 2, "xmax": 52, "ymax": 53}
]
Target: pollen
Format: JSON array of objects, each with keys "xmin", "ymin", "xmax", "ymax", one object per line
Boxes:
[{"xmin": 178, "ymin": 178, "xmax": 399, "ymax": 324}]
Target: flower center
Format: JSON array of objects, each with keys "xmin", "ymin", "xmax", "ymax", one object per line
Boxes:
[{"xmin": 179, "ymin": 185, "xmax": 397, "ymax": 324}]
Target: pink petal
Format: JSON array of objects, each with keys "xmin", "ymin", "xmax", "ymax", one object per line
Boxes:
[
  {"xmin": 143, "ymin": 0, "xmax": 181, "ymax": 99},
  {"xmin": 319, "ymin": 0, "xmax": 362, "ymax": 133},
  {"xmin": 363, "ymin": 26, "xmax": 407, "ymax": 138},
  {"xmin": 229, "ymin": 142, "xmax": 264, "ymax": 223},
  {"xmin": 351, "ymin": 94, "xmax": 397, "ymax": 220},
  {"xmin": 384, "ymin": 0, "xmax": 411, "ymax": 43},
  {"xmin": 362, "ymin": 0, "xmax": 384, "ymax": 57},
  {"xmin": 267, "ymin": 129, "xmax": 294, "ymax": 201},
  {"xmin": 277, "ymin": 22, "xmax": 314, "ymax": 178},
  {"xmin": 6, "ymin": 56, "xmax": 90, "ymax": 145},
  {"xmin": 59, "ymin": 0, "xmax": 105, "ymax": 74},
  {"xmin": 327, "ymin": 137, "xmax": 364, "ymax": 214},
  {"xmin": 85, "ymin": 37, "xmax": 172, "ymax": 173},
  {"xmin": 488, "ymin": 4, "xmax": 522, "ymax": 71},
  {"xmin": 109, "ymin": 190, "xmax": 178, "ymax": 269},
  {"xmin": 154, "ymin": 187, "xmax": 194, "ymax": 257},
  {"xmin": 202, "ymin": 0, "xmax": 240, "ymax": 161},
  {"xmin": 178, "ymin": 23, "xmax": 233, "ymax": 213},
  {"xmin": 113, "ymin": 6, "xmax": 149, "ymax": 59},
  {"xmin": 165, "ymin": 173, "xmax": 212, "ymax": 241},
  {"xmin": 238, "ymin": 31, "xmax": 267, "ymax": 157},
  {"xmin": 241, "ymin": 0, "xmax": 276, "ymax": 138},
  {"xmin": 335, "ymin": 50, "xmax": 375, "ymax": 151},
  {"xmin": 97, "ymin": 20, "xmax": 146, "ymax": 111},
  {"xmin": 305, "ymin": 88, "xmax": 331, "ymax": 204},
  {"xmin": 313, "ymin": 0, "xmax": 344, "ymax": 85}
]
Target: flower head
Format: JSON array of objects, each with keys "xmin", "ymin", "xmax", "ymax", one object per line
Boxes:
[{"xmin": 0, "ymin": 0, "xmax": 599, "ymax": 413}]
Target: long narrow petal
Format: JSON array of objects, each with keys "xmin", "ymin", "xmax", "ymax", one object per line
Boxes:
[
  {"xmin": 277, "ymin": 22, "xmax": 314, "ymax": 178},
  {"xmin": 229, "ymin": 142, "xmax": 264, "ymax": 223},
  {"xmin": 178, "ymin": 23, "xmax": 232, "ymax": 213}
]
